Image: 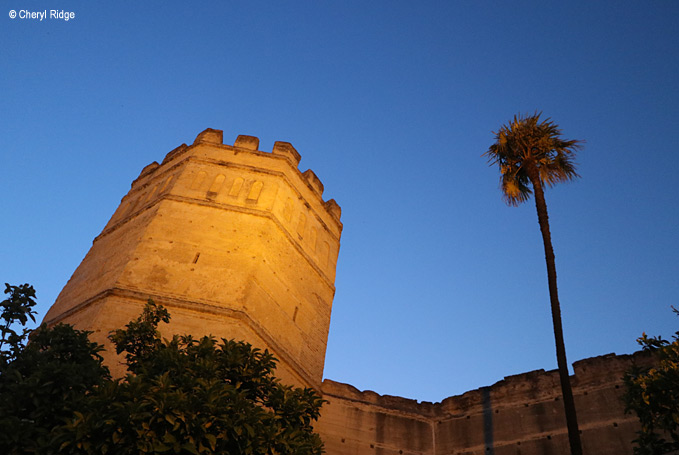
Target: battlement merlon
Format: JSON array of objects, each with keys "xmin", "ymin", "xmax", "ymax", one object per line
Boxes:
[{"xmin": 130, "ymin": 128, "xmax": 342, "ymax": 231}]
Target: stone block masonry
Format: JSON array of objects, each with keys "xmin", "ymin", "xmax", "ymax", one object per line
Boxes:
[
  {"xmin": 318, "ymin": 352, "xmax": 651, "ymax": 455},
  {"xmin": 43, "ymin": 128, "xmax": 646, "ymax": 455},
  {"xmin": 43, "ymin": 128, "xmax": 342, "ymax": 390}
]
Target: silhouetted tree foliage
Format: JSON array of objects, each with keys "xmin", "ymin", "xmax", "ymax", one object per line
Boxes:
[
  {"xmin": 0, "ymin": 285, "xmax": 325, "ymax": 455},
  {"xmin": 1, "ymin": 283, "xmax": 38, "ymax": 365},
  {"xmin": 0, "ymin": 283, "xmax": 109, "ymax": 453},
  {"xmin": 624, "ymin": 308, "xmax": 679, "ymax": 455}
]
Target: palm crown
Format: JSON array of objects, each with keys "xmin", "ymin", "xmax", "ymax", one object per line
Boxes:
[{"xmin": 484, "ymin": 113, "xmax": 582, "ymax": 206}]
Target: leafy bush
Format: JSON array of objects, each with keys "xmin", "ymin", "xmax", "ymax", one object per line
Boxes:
[
  {"xmin": 0, "ymin": 285, "xmax": 325, "ymax": 455},
  {"xmin": 624, "ymin": 308, "xmax": 679, "ymax": 455}
]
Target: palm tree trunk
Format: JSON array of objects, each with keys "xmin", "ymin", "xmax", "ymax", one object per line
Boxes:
[{"xmin": 528, "ymin": 169, "xmax": 583, "ymax": 455}]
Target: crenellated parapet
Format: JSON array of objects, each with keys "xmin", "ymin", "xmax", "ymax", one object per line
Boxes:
[
  {"xmin": 45, "ymin": 128, "xmax": 343, "ymax": 390},
  {"xmin": 101, "ymin": 128, "xmax": 342, "ymax": 285}
]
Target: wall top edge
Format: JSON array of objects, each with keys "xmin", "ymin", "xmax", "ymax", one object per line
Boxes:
[
  {"xmin": 323, "ymin": 350, "xmax": 652, "ymax": 416},
  {"xmin": 132, "ymin": 128, "xmax": 343, "ymax": 226},
  {"xmin": 321, "ymin": 379, "xmax": 438, "ymax": 416}
]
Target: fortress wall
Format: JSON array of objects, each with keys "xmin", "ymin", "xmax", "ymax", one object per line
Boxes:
[
  {"xmin": 319, "ymin": 352, "xmax": 650, "ymax": 455},
  {"xmin": 42, "ymin": 128, "xmax": 651, "ymax": 455},
  {"xmin": 44, "ymin": 144, "xmax": 185, "ymax": 326},
  {"xmin": 43, "ymin": 201, "xmax": 161, "ymax": 325},
  {"xmin": 42, "ymin": 129, "xmax": 343, "ymax": 389},
  {"xmin": 436, "ymin": 352, "xmax": 647, "ymax": 454},
  {"xmin": 317, "ymin": 380, "xmax": 436, "ymax": 455}
]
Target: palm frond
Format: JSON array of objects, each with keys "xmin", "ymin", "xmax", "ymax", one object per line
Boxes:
[
  {"xmin": 485, "ymin": 113, "xmax": 583, "ymax": 204},
  {"xmin": 500, "ymin": 170, "xmax": 532, "ymax": 206},
  {"xmin": 539, "ymin": 151, "xmax": 580, "ymax": 187}
]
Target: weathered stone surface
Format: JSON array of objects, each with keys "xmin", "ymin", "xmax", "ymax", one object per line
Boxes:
[
  {"xmin": 272, "ymin": 141, "xmax": 301, "ymax": 166},
  {"xmin": 44, "ymin": 132, "xmax": 342, "ymax": 389},
  {"xmin": 318, "ymin": 352, "xmax": 650, "ymax": 455},
  {"xmin": 193, "ymin": 128, "xmax": 223, "ymax": 145},
  {"xmin": 43, "ymin": 128, "xmax": 646, "ymax": 455},
  {"xmin": 302, "ymin": 169, "xmax": 324, "ymax": 196},
  {"xmin": 234, "ymin": 134, "xmax": 259, "ymax": 150}
]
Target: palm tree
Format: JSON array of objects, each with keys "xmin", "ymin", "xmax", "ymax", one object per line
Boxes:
[{"xmin": 484, "ymin": 113, "xmax": 584, "ymax": 455}]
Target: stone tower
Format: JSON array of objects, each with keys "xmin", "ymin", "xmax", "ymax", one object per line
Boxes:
[
  {"xmin": 43, "ymin": 128, "xmax": 342, "ymax": 389},
  {"xmin": 42, "ymin": 128, "xmax": 645, "ymax": 455}
]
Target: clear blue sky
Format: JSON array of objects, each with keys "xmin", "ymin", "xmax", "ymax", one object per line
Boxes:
[{"xmin": 2, "ymin": 1, "xmax": 678, "ymax": 403}]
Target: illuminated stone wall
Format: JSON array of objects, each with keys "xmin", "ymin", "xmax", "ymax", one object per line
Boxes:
[
  {"xmin": 317, "ymin": 352, "xmax": 648, "ymax": 455},
  {"xmin": 43, "ymin": 129, "xmax": 644, "ymax": 454},
  {"xmin": 43, "ymin": 129, "xmax": 342, "ymax": 389}
]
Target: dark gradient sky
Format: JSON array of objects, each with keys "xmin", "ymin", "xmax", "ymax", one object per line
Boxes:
[{"xmin": 2, "ymin": 1, "xmax": 678, "ymax": 402}]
